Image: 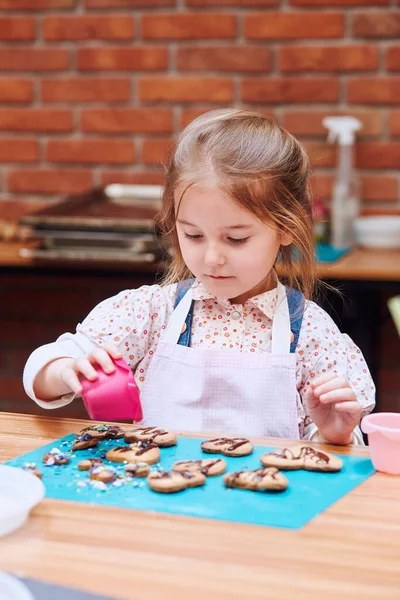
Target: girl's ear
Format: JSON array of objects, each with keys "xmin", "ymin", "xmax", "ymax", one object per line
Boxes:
[{"xmin": 280, "ymin": 230, "xmax": 293, "ymax": 247}]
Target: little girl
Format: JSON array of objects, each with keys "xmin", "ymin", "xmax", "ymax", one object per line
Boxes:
[{"xmin": 23, "ymin": 108, "xmax": 375, "ymax": 444}]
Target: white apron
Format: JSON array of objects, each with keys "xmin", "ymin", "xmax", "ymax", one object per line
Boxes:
[{"xmin": 139, "ymin": 281, "xmax": 299, "ymax": 439}]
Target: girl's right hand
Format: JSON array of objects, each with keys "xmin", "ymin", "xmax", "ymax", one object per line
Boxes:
[{"xmin": 58, "ymin": 343, "xmax": 122, "ymax": 395}]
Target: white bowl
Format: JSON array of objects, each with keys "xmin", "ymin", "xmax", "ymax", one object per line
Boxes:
[
  {"xmin": 355, "ymin": 216, "xmax": 400, "ymax": 249},
  {"xmin": 0, "ymin": 572, "xmax": 35, "ymax": 600},
  {"xmin": 0, "ymin": 465, "xmax": 45, "ymax": 538}
]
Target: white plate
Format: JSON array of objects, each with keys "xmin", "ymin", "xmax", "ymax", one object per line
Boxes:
[
  {"xmin": 0, "ymin": 572, "xmax": 35, "ymax": 600},
  {"xmin": 0, "ymin": 465, "xmax": 45, "ymax": 538}
]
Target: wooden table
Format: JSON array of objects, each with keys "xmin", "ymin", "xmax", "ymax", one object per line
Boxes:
[{"xmin": 1, "ymin": 413, "xmax": 400, "ymax": 600}]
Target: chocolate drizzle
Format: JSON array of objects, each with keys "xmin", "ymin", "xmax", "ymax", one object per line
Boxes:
[
  {"xmin": 207, "ymin": 437, "xmax": 249, "ymax": 451},
  {"xmin": 271, "ymin": 446, "xmax": 329, "ymax": 464}
]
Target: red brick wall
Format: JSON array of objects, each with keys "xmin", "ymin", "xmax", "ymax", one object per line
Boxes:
[{"xmin": 0, "ymin": 0, "xmax": 398, "ymax": 213}]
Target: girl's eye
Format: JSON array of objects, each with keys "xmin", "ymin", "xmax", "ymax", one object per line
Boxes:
[
  {"xmin": 228, "ymin": 237, "xmax": 250, "ymax": 244},
  {"xmin": 184, "ymin": 232, "xmax": 203, "ymax": 240}
]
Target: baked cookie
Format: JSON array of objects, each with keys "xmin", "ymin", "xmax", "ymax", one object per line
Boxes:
[
  {"xmin": 179, "ymin": 470, "xmax": 206, "ymax": 488},
  {"xmin": 106, "ymin": 442, "xmax": 160, "ymax": 465},
  {"xmin": 172, "ymin": 458, "xmax": 226, "ymax": 477},
  {"xmin": 78, "ymin": 458, "xmax": 104, "ymax": 471},
  {"xmin": 89, "ymin": 465, "xmax": 117, "ymax": 484},
  {"xmin": 76, "ymin": 424, "xmax": 125, "ymax": 440},
  {"xmin": 124, "ymin": 426, "xmax": 177, "ymax": 447},
  {"xmin": 22, "ymin": 462, "xmax": 42, "ymax": 479},
  {"xmin": 124, "ymin": 462, "xmax": 151, "ymax": 478},
  {"xmin": 224, "ymin": 467, "xmax": 288, "ymax": 492},
  {"xmin": 147, "ymin": 471, "xmax": 200, "ymax": 493},
  {"xmin": 43, "ymin": 448, "xmax": 70, "ymax": 466},
  {"xmin": 201, "ymin": 437, "xmax": 253, "ymax": 457},
  {"xmin": 260, "ymin": 445, "xmax": 343, "ymax": 473},
  {"xmin": 72, "ymin": 433, "xmax": 99, "ymax": 451}
]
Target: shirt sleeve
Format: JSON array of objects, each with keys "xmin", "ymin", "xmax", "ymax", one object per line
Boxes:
[
  {"xmin": 77, "ymin": 284, "xmax": 174, "ymax": 371},
  {"xmin": 296, "ymin": 301, "xmax": 376, "ymax": 443},
  {"xmin": 23, "ymin": 284, "xmax": 175, "ymax": 409}
]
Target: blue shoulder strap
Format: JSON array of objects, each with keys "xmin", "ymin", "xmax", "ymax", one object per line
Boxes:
[
  {"xmin": 286, "ymin": 287, "xmax": 305, "ymax": 353},
  {"xmin": 174, "ymin": 280, "xmax": 304, "ymax": 353},
  {"xmin": 174, "ymin": 279, "xmax": 196, "ymax": 347}
]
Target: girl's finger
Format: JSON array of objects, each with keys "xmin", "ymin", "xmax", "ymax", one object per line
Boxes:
[
  {"xmin": 334, "ymin": 401, "xmax": 362, "ymax": 418},
  {"xmin": 311, "ymin": 372, "xmax": 337, "ymax": 388},
  {"xmin": 319, "ymin": 387, "xmax": 357, "ymax": 404},
  {"xmin": 74, "ymin": 356, "xmax": 99, "ymax": 381},
  {"xmin": 89, "ymin": 348, "xmax": 116, "ymax": 374},
  {"xmin": 60, "ymin": 368, "xmax": 83, "ymax": 395},
  {"xmin": 313, "ymin": 376, "xmax": 348, "ymax": 396}
]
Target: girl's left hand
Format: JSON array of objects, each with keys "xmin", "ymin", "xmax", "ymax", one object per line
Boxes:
[{"xmin": 306, "ymin": 372, "xmax": 362, "ymax": 445}]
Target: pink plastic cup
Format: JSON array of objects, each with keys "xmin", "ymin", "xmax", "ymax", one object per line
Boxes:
[
  {"xmin": 361, "ymin": 412, "xmax": 400, "ymax": 475},
  {"xmin": 81, "ymin": 358, "xmax": 142, "ymax": 422}
]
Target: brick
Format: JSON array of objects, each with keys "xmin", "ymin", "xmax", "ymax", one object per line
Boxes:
[
  {"xmin": 245, "ymin": 12, "xmax": 344, "ymax": 40},
  {"xmin": 361, "ymin": 206, "xmax": 400, "ymax": 216},
  {"xmin": 0, "ymin": 49, "xmax": 69, "ymax": 72},
  {"xmin": 353, "ymin": 12, "xmax": 400, "ymax": 38},
  {"xmin": 282, "ymin": 109, "xmax": 382, "ymax": 138},
  {"xmin": 142, "ymin": 14, "xmax": 236, "ymax": 40},
  {"xmin": 290, "ymin": 0, "xmax": 388, "ymax": 5},
  {"xmin": 0, "ymin": 78, "xmax": 33, "ymax": 102},
  {"xmin": 8, "ymin": 169, "xmax": 93, "ymax": 195},
  {"xmin": 139, "ymin": 76, "xmax": 233, "ymax": 103},
  {"xmin": 0, "ymin": 139, "xmax": 38, "ymax": 163},
  {"xmin": 0, "ymin": 0, "xmax": 75, "ymax": 8},
  {"xmin": 46, "ymin": 139, "xmax": 135, "ymax": 165},
  {"xmin": 241, "ymin": 78, "xmax": 339, "ymax": 104},
  {"xmin": 81, "ymin": 108, "xmax": 173, "ymax": 134},
  {"xmin": 142, "ymin": 138, "xmax": 173, "ymax": 165},
  {"xmin": 313, "ymin": 174, "xmax": 334, "ymax": 201},
  {"xmin": 387, "ymin": 47, "xmax": 400, "ymax": 71},
  {"xmin": 389, "ymin": 110, "xmax": 400, "ymax": 136},
  {"xmin": 77, "ymin": 47, "xmax": 167, "ymax": 71},
  {"xmin": 361, "ymin": 176, "xmax": 398, "ymax": 202},
  {"xmin": 101, "ymin": 170, "xmax": 165, "ymax": 186},
  {"xmin": 348, "ymin": 78, "xmax": 400, "ymax": 104},
  {"xmin": 356, "ymin": 143, "xmax": 400, "ymax": 169},
  {"xmin": 43, "ymin": 15, "xmax": 134, "ymax": 41},
  {"xmin": 187, "ymin": 0, "xmax": 278, "ymax": 5},
  {"xmin": 177, "ymin": 46, "xmax": 271, "ymax": 72},
  {"xmin": 303, "ymin": 142, "xmax": 336, "ymax": 168},
  {"xmin": 0, "ymin": 17, "xmax": 35, "ymax": 41},
  {"xmin": 0, "ymin": 109, "xmax": 73, "ymax": 132},
  {"xmin": 85, "ymin": 0, "xmax": 174, "ymax": 6},
  {"xmin": 41, "ymin": 78, "xmax": 131, "ymax": 103},
  {"xmin": 280, "ymin": 45, "xmax": 378, "ymax": 72}
]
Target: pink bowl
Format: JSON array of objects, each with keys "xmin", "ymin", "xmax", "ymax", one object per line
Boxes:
[
  {"xmin": 361, "ymin": 412, "xmax": 400, "ymax": 475},
  {"xmin": 81, "ymin": 358, "xmax": 142, "ymax": 422}
]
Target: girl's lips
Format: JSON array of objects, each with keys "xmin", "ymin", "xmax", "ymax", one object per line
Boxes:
[{"xmin": 207, "ymin": 275, "xmax": 232, "ymax": 279}]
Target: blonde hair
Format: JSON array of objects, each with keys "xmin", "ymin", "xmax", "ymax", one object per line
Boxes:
[{"xmin": 156, "ymin": 108, "xmax": 317, "ymax": 299}]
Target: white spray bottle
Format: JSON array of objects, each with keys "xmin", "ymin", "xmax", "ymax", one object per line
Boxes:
[{"xmin": 322, "ymin": 116, "xmax": 362, "ymax": 249}]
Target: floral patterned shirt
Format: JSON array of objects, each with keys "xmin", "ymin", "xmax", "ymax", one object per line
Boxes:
[{"xmin": 76, "ymin": 281, "xmax": 375, "ymax": 439}]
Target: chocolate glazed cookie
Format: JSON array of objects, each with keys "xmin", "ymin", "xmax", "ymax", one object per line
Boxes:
[
  {"xmin": 201, "ymin": 437, "xmax": 253, "ymax": 457},
  {"xmin": 124, "ymin": 426, "xmax": 177, "ymax": 448},
  {"xmin": 224, "ymin": 467, "xmax": 288, "ymax": 492},
  {"xmin": 260, "ymin": 445, "xmax": 343, "ymax": 473},
  {"xmin": 172, "ymin": 458, "xmax": 226, "ymax": 477},
  {"xmin": 106, "ymin": 442, "xmax": 160, "ymax": 465}
]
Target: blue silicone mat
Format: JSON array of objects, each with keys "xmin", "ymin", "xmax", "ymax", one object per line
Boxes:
[{"xmin": 6, "ymin": 435, "xmax": 375, "ymax": 530}]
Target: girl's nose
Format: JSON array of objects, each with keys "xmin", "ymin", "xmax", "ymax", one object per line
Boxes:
[{"xmin": 204, "ymin": 245, "xmax": 225, "ymax": 267}]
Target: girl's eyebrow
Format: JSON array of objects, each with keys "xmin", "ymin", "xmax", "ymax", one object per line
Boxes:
[{"xmin": 177, "ymin": 219, "xmax": 253, "ymax": 231}]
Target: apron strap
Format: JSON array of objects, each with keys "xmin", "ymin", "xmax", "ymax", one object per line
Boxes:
[{"xmin": 173, "ymin": 279, "xmax": 304, "ymax": 353}]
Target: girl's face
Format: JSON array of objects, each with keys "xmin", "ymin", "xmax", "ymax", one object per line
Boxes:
[{"xmin": 176, "ymin": 185, "xmax": 292, "ymax": 303}]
